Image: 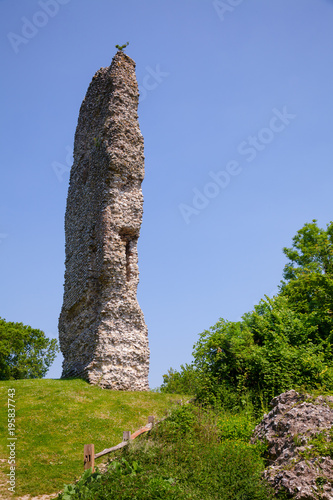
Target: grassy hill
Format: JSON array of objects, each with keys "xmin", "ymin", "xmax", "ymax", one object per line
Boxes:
[{"xmin": 0, "ymin": 378, "xmax": 185, "ymax": 497}]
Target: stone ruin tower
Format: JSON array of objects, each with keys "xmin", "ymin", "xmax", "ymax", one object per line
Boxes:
[{"xmin": 58, "ymin": 51, "xmax": 149, "ymax": 390}]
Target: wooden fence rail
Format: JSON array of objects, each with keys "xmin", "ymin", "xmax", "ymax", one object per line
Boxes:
[{"xmin": 84, "ymin": 415, "xmax": 160, "ymax": 471}]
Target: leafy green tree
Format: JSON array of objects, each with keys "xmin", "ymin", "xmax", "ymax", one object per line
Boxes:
[
  {"xmin": 161, "ymin": 221, "xmax": 333, "ymax": 410},
  {"xmin": 282, "ymin": 220, "xmax": 333, "ymax": 280},
  {"xmin": 0, "ymin": 318, "xmax": 59, "ymax": 380},
  {"xmin": 281, "ymin": 220, "xmax": 333, "ymax": 341},
  {"xmin": 192, "ymin": 295, "xmax": 333, "ymax": 410},
  {"xmin": 160, "ymin": 364, "xmax": 200, "ymax": 395}
]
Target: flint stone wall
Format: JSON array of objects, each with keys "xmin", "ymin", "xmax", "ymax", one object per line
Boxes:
[
  {"xmin": 58, "ymin": 51, "xmax": 149, "ymax": 390},
  {"xmin": 252, "ymin": 390, "xmax": 333, "ymax": 500}
]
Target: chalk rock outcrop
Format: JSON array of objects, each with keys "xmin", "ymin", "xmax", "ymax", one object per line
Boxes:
[
  {"xmin": 58, "ymin": 51, "xmax": 149, "ymax": 390},
  {"xmin": 252, "ymin": 390, "xmax": 333, "ymax": 499}
]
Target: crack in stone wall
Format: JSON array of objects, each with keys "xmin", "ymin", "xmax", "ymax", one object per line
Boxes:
[{"xmin": 58, "ymin": 51, "xmax": 149, "ymax": 390}]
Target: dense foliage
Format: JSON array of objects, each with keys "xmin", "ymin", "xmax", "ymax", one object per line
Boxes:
[
  {"xmin": 58, "ymin": 404, "xmax": 276, "ymax": 500},
  {"xmin": 0, "ymin": 318, "xmax": 59, "ymax": 380},
  {"xmin": 161, "ymin": 221, "xmax": 333, "ymax": 411},
  {"xmin": 160, "ymin": 364, "xmax": 200, "ymax": 395},
  {"xmin": 282, "ymin": 220, "xmax": 333, "ymax": 279},
  {"xmin": 193, "ymin": 295, "xmax": 333, "ymax": 410},
  {"xmin": 280, "ymin": 220, "xmax": 333, "ymax": 341}
]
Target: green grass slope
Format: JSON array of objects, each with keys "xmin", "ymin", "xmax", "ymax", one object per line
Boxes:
[{"xmin": 0, "ymin": 378, "xmax": 186, "ymax": 497}]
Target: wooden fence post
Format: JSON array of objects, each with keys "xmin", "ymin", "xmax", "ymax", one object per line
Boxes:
[
  {"xmin": 148, "ymin": 415, "xmax": 155, "ymax": 427},
  {"xmin": 123, "ymin": 431, "xmax": 131, "ymax": 441},
  {"xmin": 84, "ymin": 444, "xmax": 95, "ymax": 472}
]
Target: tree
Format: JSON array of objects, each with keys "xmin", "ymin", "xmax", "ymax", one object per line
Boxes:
[
  {"xmin": 280, "ymin": 220, "xmax": 333, "ymax": 341},
  {"xmin": 160, "ymin": 221, "xmax": 333, "ymax": 410},
  {"xmin": 192, "ymin": 295, "xmax": 333, "ymax": 410},
  {"xmin": 0, "ymin": 318, "xmax": 59, "ymax": 380},
  {"xmin": 282, "ymin": 220, "xmax": 333, "ymax": 280},
  {"xmin": 160, "ymin": 364, "xmax": 200, "ymax": 395}
]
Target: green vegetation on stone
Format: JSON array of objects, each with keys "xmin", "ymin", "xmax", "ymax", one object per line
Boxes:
[
  {"xmin": 299, "ymin": 427, "xmax": 333, "ymax": 460},
  {"xmin": 115, "ymin": 41, "xmax": 129, "ymax": 51}
]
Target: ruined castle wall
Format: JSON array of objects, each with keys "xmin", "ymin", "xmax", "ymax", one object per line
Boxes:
[{"xmin": 58, "ymin": 51, "xmax": 149, "ymax": 390}]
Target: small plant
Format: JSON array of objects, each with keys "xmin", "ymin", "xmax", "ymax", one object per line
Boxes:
[
  {"xmin": 299, "ymin": 429, "xmax": 333, "ymax": 460},
  {"xmin": 58, "ymin": 467, "xmax": 102, "ymax": 499},
  {"xmin": 93, "ymin": 137, "xmax": 101, "ymax": 148},
  {"xmin": 110, "ymin": 458, "xmax": 143, "ymax": 477},
  {"xmin": 316, "ymin": 476, "xmax": 328, "ymax": 488},
  {"xmin": 293, "ymin": 434, "xmax": 303, "ymax": 447},
  {"xmin": 115, "ymin": 41, "xmax": 129, "ymax": 51}
]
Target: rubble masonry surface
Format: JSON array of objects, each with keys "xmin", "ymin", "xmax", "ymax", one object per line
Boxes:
[{"xmin": 58, "ymin": 51, "xmax": 149, "ymax": 390}]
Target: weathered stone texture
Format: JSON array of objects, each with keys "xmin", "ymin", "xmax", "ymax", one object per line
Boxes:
[
  {"xmin": 252, "ymin": 390, "xmax": 333, "ymax": 499},
  {"xmin": 58, "ymin": 51, "xmax": 149, "ymax": 390}
]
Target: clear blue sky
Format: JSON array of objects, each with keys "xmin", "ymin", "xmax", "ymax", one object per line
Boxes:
[{"xmin": 1, "ymin": 0, "xmax": 332, "ymax": 388}]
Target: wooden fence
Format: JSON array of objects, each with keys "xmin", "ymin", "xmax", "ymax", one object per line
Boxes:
[{"xmin": 83, "ymin": 412, "xmax": 170, "ymax": 472}]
